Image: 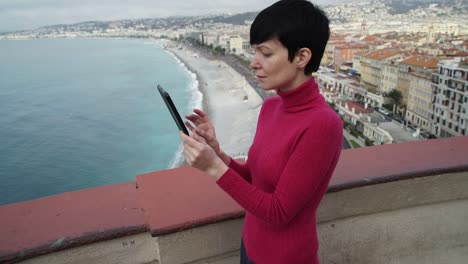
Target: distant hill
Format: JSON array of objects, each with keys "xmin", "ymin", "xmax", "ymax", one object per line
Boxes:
[
  {"xmin": 5, "ymin": 0, "xmax": 467, "ymax": 35},
  {"xmin": 203, "ymin": 12, "xmax": 258, "ymax": 25},
  {"xmin": 31, "ymin": 12, "xmax": 259, "ymax": 34},
  {"xmin": 388, "ymin": 0, "xmax": 466, "ymax": 14}
]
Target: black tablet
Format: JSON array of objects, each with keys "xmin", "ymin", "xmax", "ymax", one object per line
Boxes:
[{"xmin": 157, "ymin": 84, "xmax": 189, "ymax": 135}]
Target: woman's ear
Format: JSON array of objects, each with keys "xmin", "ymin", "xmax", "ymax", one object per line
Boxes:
[{"xmin": 296, "ymin": 48, "xmax": 312, "ymax": 70}]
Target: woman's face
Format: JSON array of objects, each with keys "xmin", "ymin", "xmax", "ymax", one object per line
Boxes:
[{"xmin": 250, "ymin": 38, "xmax": 305, "ymax": 92}]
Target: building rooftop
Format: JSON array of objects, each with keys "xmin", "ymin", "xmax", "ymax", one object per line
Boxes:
[
  {"xmin": 439, "ymin": 57, "xmax": 468, "ymax": 69},
  {"xmin": 337, "ymin": 100, "xmax": 374, "ymax": 115},
  {"xmin": 362, "ymin": 49, "xmax": 401, "ymax": 61},
  {"xmin": 401, "ymin": 55, "xmax": 438, "ymax": 69},
  {"xmin": 379, "ymin": 122, "xmax": 420, "ymax": 143}
]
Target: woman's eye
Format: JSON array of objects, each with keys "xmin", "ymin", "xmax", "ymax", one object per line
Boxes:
[{"xmin": 262, "ymin": 53, "xmax": 272, "ymax": 57}]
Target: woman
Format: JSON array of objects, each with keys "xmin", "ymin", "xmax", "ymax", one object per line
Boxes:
[{"xmin": 180, "ymin": 1, "xmax": 342, "ymax": 263}]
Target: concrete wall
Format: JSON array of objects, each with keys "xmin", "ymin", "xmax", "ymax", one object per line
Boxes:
[
  {"xmin": 20, "ymin": 219, "xmax": 244, "ymax": 264},
  {"xmin": 20, "ymin": 233, "xmax": 159, "ymax": 264},
  {"xmin": 19, "ymin": 171, "xmax": 468, "ymax": 264},
  {"xmin": 317, "ymin": 171, "xmax": 468, "ymax": 264}
]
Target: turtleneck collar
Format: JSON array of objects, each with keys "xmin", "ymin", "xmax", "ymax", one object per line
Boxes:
[{"xmin": 276, "ymin": 77, "xmax": 320, "ymax": 112}]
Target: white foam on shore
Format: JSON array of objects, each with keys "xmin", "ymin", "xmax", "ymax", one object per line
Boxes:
[{"xmin": 165, "ymin": 50, "xmax": 204, "ymax": 169}]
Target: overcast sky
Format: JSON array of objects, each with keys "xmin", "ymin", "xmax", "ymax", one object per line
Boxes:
[{"xmin": 0, "ymin": 0, "xmax": 338, "ymax": 32}]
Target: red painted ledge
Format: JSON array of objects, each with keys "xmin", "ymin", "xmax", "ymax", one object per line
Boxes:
[
  {"xmin": 1, "ymin": 136, "xmax": 467, "ymax": 263},
  {"xmin": 0, "ymin": 182, "xmax": 145, "ymax": 263},
  {"xmin": 136, "ymin": 166, "xmax": 244, "ymax": 237},
  {"xmin": 329, "ymin": 136, "xmax": 468, "ymax": 192}
]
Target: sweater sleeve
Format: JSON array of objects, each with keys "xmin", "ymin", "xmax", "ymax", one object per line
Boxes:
[
  {"xmin": 217, "ymin": 119, "xmax": 342, "ymax": 226},
  {"xmin": 228, "ymin": 157, "xmax": 252, "ymax": 183}
]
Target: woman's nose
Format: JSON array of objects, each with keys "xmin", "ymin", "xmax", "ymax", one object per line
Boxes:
[{"xmin": 250, "ymin": 56, "xmax": 260, "ymax": 70}]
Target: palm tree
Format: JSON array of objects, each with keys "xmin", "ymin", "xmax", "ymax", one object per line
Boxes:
[{"xmin": 385, "ymin": 89, "xmax": 403, "ymax": 108}]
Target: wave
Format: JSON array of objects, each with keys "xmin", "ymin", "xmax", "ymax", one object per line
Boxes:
[{"xmin": 165, "ymin": 50, "xmax": 203, "ymax": 169}]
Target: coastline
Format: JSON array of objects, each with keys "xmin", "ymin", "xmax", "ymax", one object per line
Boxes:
[
  {"xmin": 160, "ymin": 40, "xmax": 262, "ymax": 166},
  {"xmin": 165, "ymin": 49, "xmax": 212, "ymax": 119}
]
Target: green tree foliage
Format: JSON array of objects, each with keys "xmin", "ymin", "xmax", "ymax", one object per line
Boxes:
[{"xmin": 385, "ymin": 89, "xmax": 403, "ymax": 107}]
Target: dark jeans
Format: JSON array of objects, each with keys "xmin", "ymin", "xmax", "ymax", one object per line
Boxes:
[{"xmin": 240, "ymin": 239, "xmax": 255, "ymax": 264}]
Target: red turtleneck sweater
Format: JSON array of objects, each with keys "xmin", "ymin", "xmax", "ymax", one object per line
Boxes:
[{"xmin": 216, "ymin": 78, "xmax": 343, "ymax": 264}]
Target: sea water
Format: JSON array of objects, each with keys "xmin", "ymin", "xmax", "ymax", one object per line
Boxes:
[{"xmin": 0, "ymin": 38, "xmax": 201, "ymax": 205}]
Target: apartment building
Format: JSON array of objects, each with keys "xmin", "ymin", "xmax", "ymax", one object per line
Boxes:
[
  {"xmin": 185, "ymin": 31, "xmax": 203, "ymax": 42},
  {"xmin": 217, "ymin": 35, "xmax": 230, "ymax": 50},
  {"xmin": 317, "ymin": 70, "xmax": 384, "ymax": 107},
  {"xmin": 397, "ymin": 55, "xmax": 438, "ymax": 105},
  {"xmin": 406, "ymin": 71, "xmax": 433, "ymax": 131},
  {"xmin": 227, "ymin": 35, "xmax": 243, "ymax": 54},
  {"xmin": 204, "ymin": 34, "xmax": 218, "ymax": 46},
  {"xmin": 360, "ymin": 49, "xmax": 401, "ymax": 92},
  {"xmin": 334, "ymin": 44, "xmax": 369, "ymax": 68},
  {"xmin": 336, "ymin": 100, "xmax": 393, "ymax": 144},
  {"xmin": 381, "ymin": 60, "xmax": 399, "ymax": 94},
  {"xmin": 323, "ymin": 41, "xmax": 337, "ymax": 67},
  {"xmin": 431, "ymin": 58, "xmax": 468, "ymax": 137},
  {"xmin": 352, "ymin": 53, "xmax": 363, "ymax": 73}
]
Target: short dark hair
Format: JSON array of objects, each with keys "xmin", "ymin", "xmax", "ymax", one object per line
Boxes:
[{"xmin": 250, "ymin": 0, "xmax": 330, "ymax": 75}]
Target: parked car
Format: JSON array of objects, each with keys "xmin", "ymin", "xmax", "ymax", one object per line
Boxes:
[
  {"xmin": 388, "ymin": 113, "xmax": 404, "ymax": 123},
  {"xmin": 377, "ymin": 108, "xmax": 391, "ymax": 116}
]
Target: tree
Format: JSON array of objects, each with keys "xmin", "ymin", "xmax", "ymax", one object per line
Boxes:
[{"xmin": 385, "ymin": 89, "xmax": 403, "ymax": 107}]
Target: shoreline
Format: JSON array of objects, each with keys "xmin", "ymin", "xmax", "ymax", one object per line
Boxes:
[
  {"xmin": 160, "ymin": 40, "xmax": 262, "ymax": 166},
  {"xmin": 163, "ymin": 47, "xmax": 210, "ymax": 168},
  {"xmin": 166, "ymin": 49, "xmax": 213, "ymax": 118}
]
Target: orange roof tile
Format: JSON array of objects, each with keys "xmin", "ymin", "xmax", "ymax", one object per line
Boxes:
[
  {"xmin": 362, "ymin": 35, "xmax": 378, "ymax": 43},
  {"xmin": 336, "ymin": 44, "xmax": 369, "ymax": 49},
  {"xmin": 401, "ymin": 55, "xmax": 439, "ymax": 68},
  {"xmin": 361, "ymin": 49, "xmax": 401, "ymax": 61},
  {"xmin": 337, "ymin": 100, "xmax": 374, "ymax": 114}
]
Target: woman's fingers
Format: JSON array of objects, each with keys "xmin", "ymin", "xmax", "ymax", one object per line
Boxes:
[
  {"xmin": 185, "ymin": 114, "xmax": 202, "ymax": 126},
  {"xmin": 193, "ymin": 108, "xmax": 207, "ymax": 118},
  {"xmin": 195, "ymin": 128, "xmax": 205, "ymax": 137},
  {"xmin": 181, "ymin": 132, "xmax": 207, "ymax": 166},
  {"xmin": 185, "ymin": 121, "xmax": 195, "ymax": 132},
  {"xmin": 183, "ymin": 146, "xmax": 193, "ymax": 165},
  {"xmin": 191, "ymin": 130, "xmax": 207, "ymax": 143}
]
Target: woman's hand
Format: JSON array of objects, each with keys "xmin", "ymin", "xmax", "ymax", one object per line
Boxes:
[
  {"xmin": 185, "ymin": 109, "xmax": 220, "ymax": 154},
  {"xmin": 180, "ymin": 131, "xmax": 228, "ymax": 179}
]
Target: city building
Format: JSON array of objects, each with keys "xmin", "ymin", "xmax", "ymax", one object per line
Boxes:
[
  {"xmin": 360, "ymin": 49, "xmax": 402, "ymax": 93},
  {"xmin": 227, "ymin": 35, "xmax": 243, "ymax": 55},
  {"xmin": 335, "ymin": 100, "xmax": 393, "ymax": 145},
  {"xmin": 397, "ymin": 55, "xmax": 438, "ymax": 105},
  {"xmin": 334, "ymin": 43, "xmax": 369, "ymax": 69},
  {"xmin": 406, "ymin": 71, "xmax": 434, "ymax": 131},
  {"xmin": 380, "ymin": 60, "xmax": 399, "ymax": 94},
  {"xmin": 431, "ymin": 57, "xmax": 468, "ymax": 137},
  {"xmin": 317, "ymin": 69, "xmax": 384, "ymax": 107}
]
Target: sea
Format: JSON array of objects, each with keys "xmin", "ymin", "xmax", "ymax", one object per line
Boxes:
[{"xmin": 0, "ymin": 38, "xmax": 202, "ymax": 205}]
